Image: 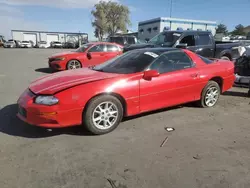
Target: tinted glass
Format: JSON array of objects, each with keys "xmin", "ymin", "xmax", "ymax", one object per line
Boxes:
[
  {"xmin": 92, "ymin": 50, "xmax": 162, "ymax": 74},
  {"xmin": 107, "ymin": 45, "xmax": 119, "ymax": 52},
  {"xmin": 199, "ymin": 55, "xmax": 214, "ymax": 64},
  {"xmin": 197, "ymin": 34, "xmax": 212, "ymax": 45},
  {"xmin": 74, "ymin": 43, "xmax": 93, "ymax": 52},
  {"xmin": 88, "ymin": 44, "xmax": 105, "ymax": 52},
  {"xmin": 180, "ymin": 35, "xmax": 195, "ymax": 46},
  {"xmin": 149, "ymin": 31, "xmax": 182, "ymax": 45},
  {"xmin": 127, "ymin": 37, "xmax": 135, "ymax": 44},
  {"xmin": 149, "ymin": 51, "xmax": 193, "ymax": 74}
]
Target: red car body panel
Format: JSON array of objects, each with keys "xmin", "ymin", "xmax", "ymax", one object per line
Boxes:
[
  {"xmin": 48, "ymin": 42, "xmax": 123, "ymax": 70},
  {"xmin": 18, "ymin": 49, "xmax": 235, "ymax": 128}
]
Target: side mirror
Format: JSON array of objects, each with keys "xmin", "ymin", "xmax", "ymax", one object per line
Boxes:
[
  {"xmin": 87, "ymin": 52, "xmax": 92, "ymax": 59},
  {"xmin": 143, "ymin": 70, "xmax": 159, "ymax": 80},
  {"xmin": 176, "ymin": 43, "xmax": 188, "ymax": 49}
]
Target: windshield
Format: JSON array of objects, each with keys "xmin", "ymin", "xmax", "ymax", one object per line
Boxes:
[
  {"xmin": 74, "ymin": 44, "xmax": 93, "ymax": 52},
  {"xmin": 22, "ymin": 41, "xmax": 29, "ymax": 43},
  {"xmin": 8, "ymin": 40, "xmax": 14, "ymax": 42},
  {"xmin": 149, "ymin": 31, "xmax": 182, "ymax": 45},
  {"xmin": 92, "ymin": 50, "xmax": 161, "ymax": 74},
  {"xmin": 54, "ymin": 42, "xmax": 61, "ymax": 44}
]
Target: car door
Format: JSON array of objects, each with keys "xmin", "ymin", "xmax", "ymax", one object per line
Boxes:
[
  {"xmin": 105, "ymin": 44, "xmax": 122, "ymax": 61},
  {"xmin": 86, "ymin": 44, "xmax": 106, "ymax": 66},
  {"xmin": 139, "ymin": 50, "xmax": 201, "ymax": 112}
]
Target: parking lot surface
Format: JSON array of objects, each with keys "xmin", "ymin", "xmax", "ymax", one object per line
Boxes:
[{"xmin": 0, "ymin": 48, "xmax": 250, "ymax": 188}]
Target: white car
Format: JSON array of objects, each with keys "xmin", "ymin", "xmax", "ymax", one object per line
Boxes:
[
  {"xmin": 4, "ymin": 40, "xmax": 16, "ymax": 48},
  {"xmin": 50, "ymin": 41, "xmax": 63, "ymax": 48},
  {"xmin": 21, "ymin": 41, "xmax": 32, "ymax": 48},
  {"xmin": 37, "ymin": 41, "xmax": 50, "ymax": 48}
]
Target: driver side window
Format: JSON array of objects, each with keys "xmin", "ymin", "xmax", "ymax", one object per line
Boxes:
[
  {"xmin": 88, "ymin": 44, "xmax": 105, "ymax": 52},
  {"xmin": 149, "ymin": 51, "xmax": 194, "ymax": 74},
  {"xmin": 179, "ymin": 35, "xmax": 195, "ymax": 46}
]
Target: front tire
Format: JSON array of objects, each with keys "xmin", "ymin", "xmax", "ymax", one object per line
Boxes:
[
  {"xmin": 197, "ymin": 81, "xmax": 220, "ymax": 108},
  {"xmin": 67, "ymin": 60, "xmax": 82, "ymax": 70},
  {"xmin": 83, "ymin": 95, "xmax": 124, "ymax": 135}
]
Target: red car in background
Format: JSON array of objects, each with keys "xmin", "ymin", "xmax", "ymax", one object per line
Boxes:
[
  {"xmin": 18, "ymin": 48, "xmax": 235, "ymax": 135},
  {"xmin": 48, "ymin": 42, "xmax": 123, "ymax": 71}
]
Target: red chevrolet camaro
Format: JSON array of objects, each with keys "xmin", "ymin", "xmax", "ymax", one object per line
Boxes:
[
  {"xmin": 48, "ymin": 42, "xmax": 123, "ymax": 71},
  {"xmin": 17, "ymin": 48, "xmax": 235, "ymax": 134}
]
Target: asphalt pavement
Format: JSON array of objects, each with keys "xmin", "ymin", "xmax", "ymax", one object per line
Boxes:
[{"xmin": 0, "ymin": 48, "xmax": 250, "ymax": 188}]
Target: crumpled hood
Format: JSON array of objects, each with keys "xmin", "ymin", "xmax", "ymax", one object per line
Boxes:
[
  {"xmin": 49, "ymin": 51, "xmax": 79, "ymax": 58},
  {"xmin": 29, "ymin": 68, "xmax": 119, "ymax": 95}
]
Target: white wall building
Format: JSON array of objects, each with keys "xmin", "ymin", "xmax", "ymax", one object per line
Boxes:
[
  {"xmin": 138, "ymin": 17, "xmax": 217, "ymax": 41},
  {"xmin": 11, "ymin": 30, "xmax": 88, "ymax": 45}
]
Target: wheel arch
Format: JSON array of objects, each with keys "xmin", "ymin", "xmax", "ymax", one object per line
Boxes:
[
  {"xmin": 209, "ymin": 76, "xmax": 223, "ymax": 92},
  {"xmin": 220, "ymin": 51, "xmax": 232, "ymax": 60},
  {"xmin": 82, "ymin": 92, "xmax": 127, "ymax": 117}
]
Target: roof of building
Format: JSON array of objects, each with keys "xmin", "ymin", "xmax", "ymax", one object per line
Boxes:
[
  {"xmin": 139, "ymin": 17, "xmax": 217, "ymax": 26},
  {"xmin": 11, "ymin": 30, "xmax": 88, "ymax": 35}
]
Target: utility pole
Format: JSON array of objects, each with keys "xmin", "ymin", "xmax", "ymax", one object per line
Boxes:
[{"xmin": 170, "ymin": 0, "xmax": 173, "ymax": 18}]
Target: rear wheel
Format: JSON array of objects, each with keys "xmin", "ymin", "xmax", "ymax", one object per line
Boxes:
[
  {"xmin": 67, "ymin": 60, "xmax": 82, "ymax": 70},
  {"xmin": 221, "ymin": 56, "xmax": 230, "ymax": 61},
  {"xmin": 83, "ymin": 95, "xmax": 124, "ymax": 135},
  {"xmin": 197, "ymin": 81, "xmax": 220, "ymax": 108}
]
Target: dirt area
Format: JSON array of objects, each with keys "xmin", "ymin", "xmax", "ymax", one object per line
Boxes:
[{"xmin": 0, "ymin": 48, "xmax": 250, "ymax": 188}]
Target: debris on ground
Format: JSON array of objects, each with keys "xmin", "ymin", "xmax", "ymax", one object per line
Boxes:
[
  {"xmin": 107, "ymin": 178, "xmax": 127, "ymax": 188},
  {"xmin": 107, "ymin": 178, "xmax": 117, "ymax": 188},
  {"xmin": 193, "ymin": 154, "xmax": 202, "ymax": 160},
  {"xmin": 165, "ymin": 127, "xmax": 175, "ymax": 132},
  {"xmin": 160, "ymin": 136, "xmax": 169, "ymax": 147}
]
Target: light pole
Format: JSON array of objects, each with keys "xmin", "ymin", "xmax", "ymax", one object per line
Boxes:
[{"xmin": 170, "ymin": 0, "xmax": 173, "ymax": 18}]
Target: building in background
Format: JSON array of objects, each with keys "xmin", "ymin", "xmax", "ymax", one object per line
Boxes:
[
  {"xmin": 11, "ymin": 30, "xmax": 88, "ymax": 46},
  {"xmin": 138, "ymin": 17, "xmax": 217, "ymax": 41},
  {"xmin": 243, "ymin": 26, "xmax": 250, "ymax": 35}
]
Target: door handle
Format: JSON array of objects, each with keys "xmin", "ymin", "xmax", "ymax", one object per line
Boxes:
[{"xmin": 190, "ymin": 73, "xmax": 199, "ymax": 78}]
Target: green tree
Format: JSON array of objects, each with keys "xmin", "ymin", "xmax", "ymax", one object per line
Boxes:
[
  {"xmin": 215, "ymin": 23, "xmax": 228, "ymax": 34},
  {"xmin": 91, "ymin": 1, "xmax": 130, "ymax": 40},
  {"xmin": 231, "ymin": 24, "xmax": 245, "ymax": 36},
  {"xmin": 91, "ymin": 4, "xmax": 107, "ymax": 41}
]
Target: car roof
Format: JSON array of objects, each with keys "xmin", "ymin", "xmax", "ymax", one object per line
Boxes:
[
  {"xmin": 133, "ymin": 47, "xmax": 181, "ymax": 54},
  {"xmin": 88, "ymin": 41, "xmax": 123, "ymax": 47},
  {"xmin": 163, "ymin": 30, "xmax": 212, "ymax": 35}
]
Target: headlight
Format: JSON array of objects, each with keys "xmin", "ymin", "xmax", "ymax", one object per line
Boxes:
[
  {"xmin": 54, "ymin": 57, "xmax": 65, "ymax": 61},
  {"xmin": 35, "ymin": 96, "xmax": 59, "ymax": 106}
]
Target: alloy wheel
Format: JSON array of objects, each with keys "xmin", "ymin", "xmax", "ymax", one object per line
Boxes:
[
  {"xmin": 92, "ymin": 102, "xmax": 119, "ymax": 130},
  {"xmin": 205, "ymin": 86, "xmax": 219, "ymax": 107},
  {"xmin": 68, "ymin": 60, "xmax": 81, "ymax": 69}
]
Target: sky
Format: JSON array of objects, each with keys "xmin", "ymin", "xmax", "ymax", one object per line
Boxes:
[{"xmin": 0, "ymin": 0, "xmax": 250, "ymax": 40}]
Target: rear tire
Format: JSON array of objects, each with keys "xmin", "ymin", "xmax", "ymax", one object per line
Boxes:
[
  {"xmin": 221, "ymin": 56, "xmax": 230, "ymax": 61},
  {"xmin": 197, "ymin": 81, "xmax": 221, "ymax": 108},
  {"xmin": 83, "ymin": 95, "xmax": 124, "ymax": 135}
]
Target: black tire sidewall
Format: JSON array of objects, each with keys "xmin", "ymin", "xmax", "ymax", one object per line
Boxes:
[
  {"xmin": 200, "ymin": 81, "xmax": 220, "ymax": 108},
  {"xmin": 67, "ymin": 60, "xmax": 82, "ymax": 70},
  {"xmin": 83, "ymin": 95, "xmax": 124, "ymax": 135}
]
